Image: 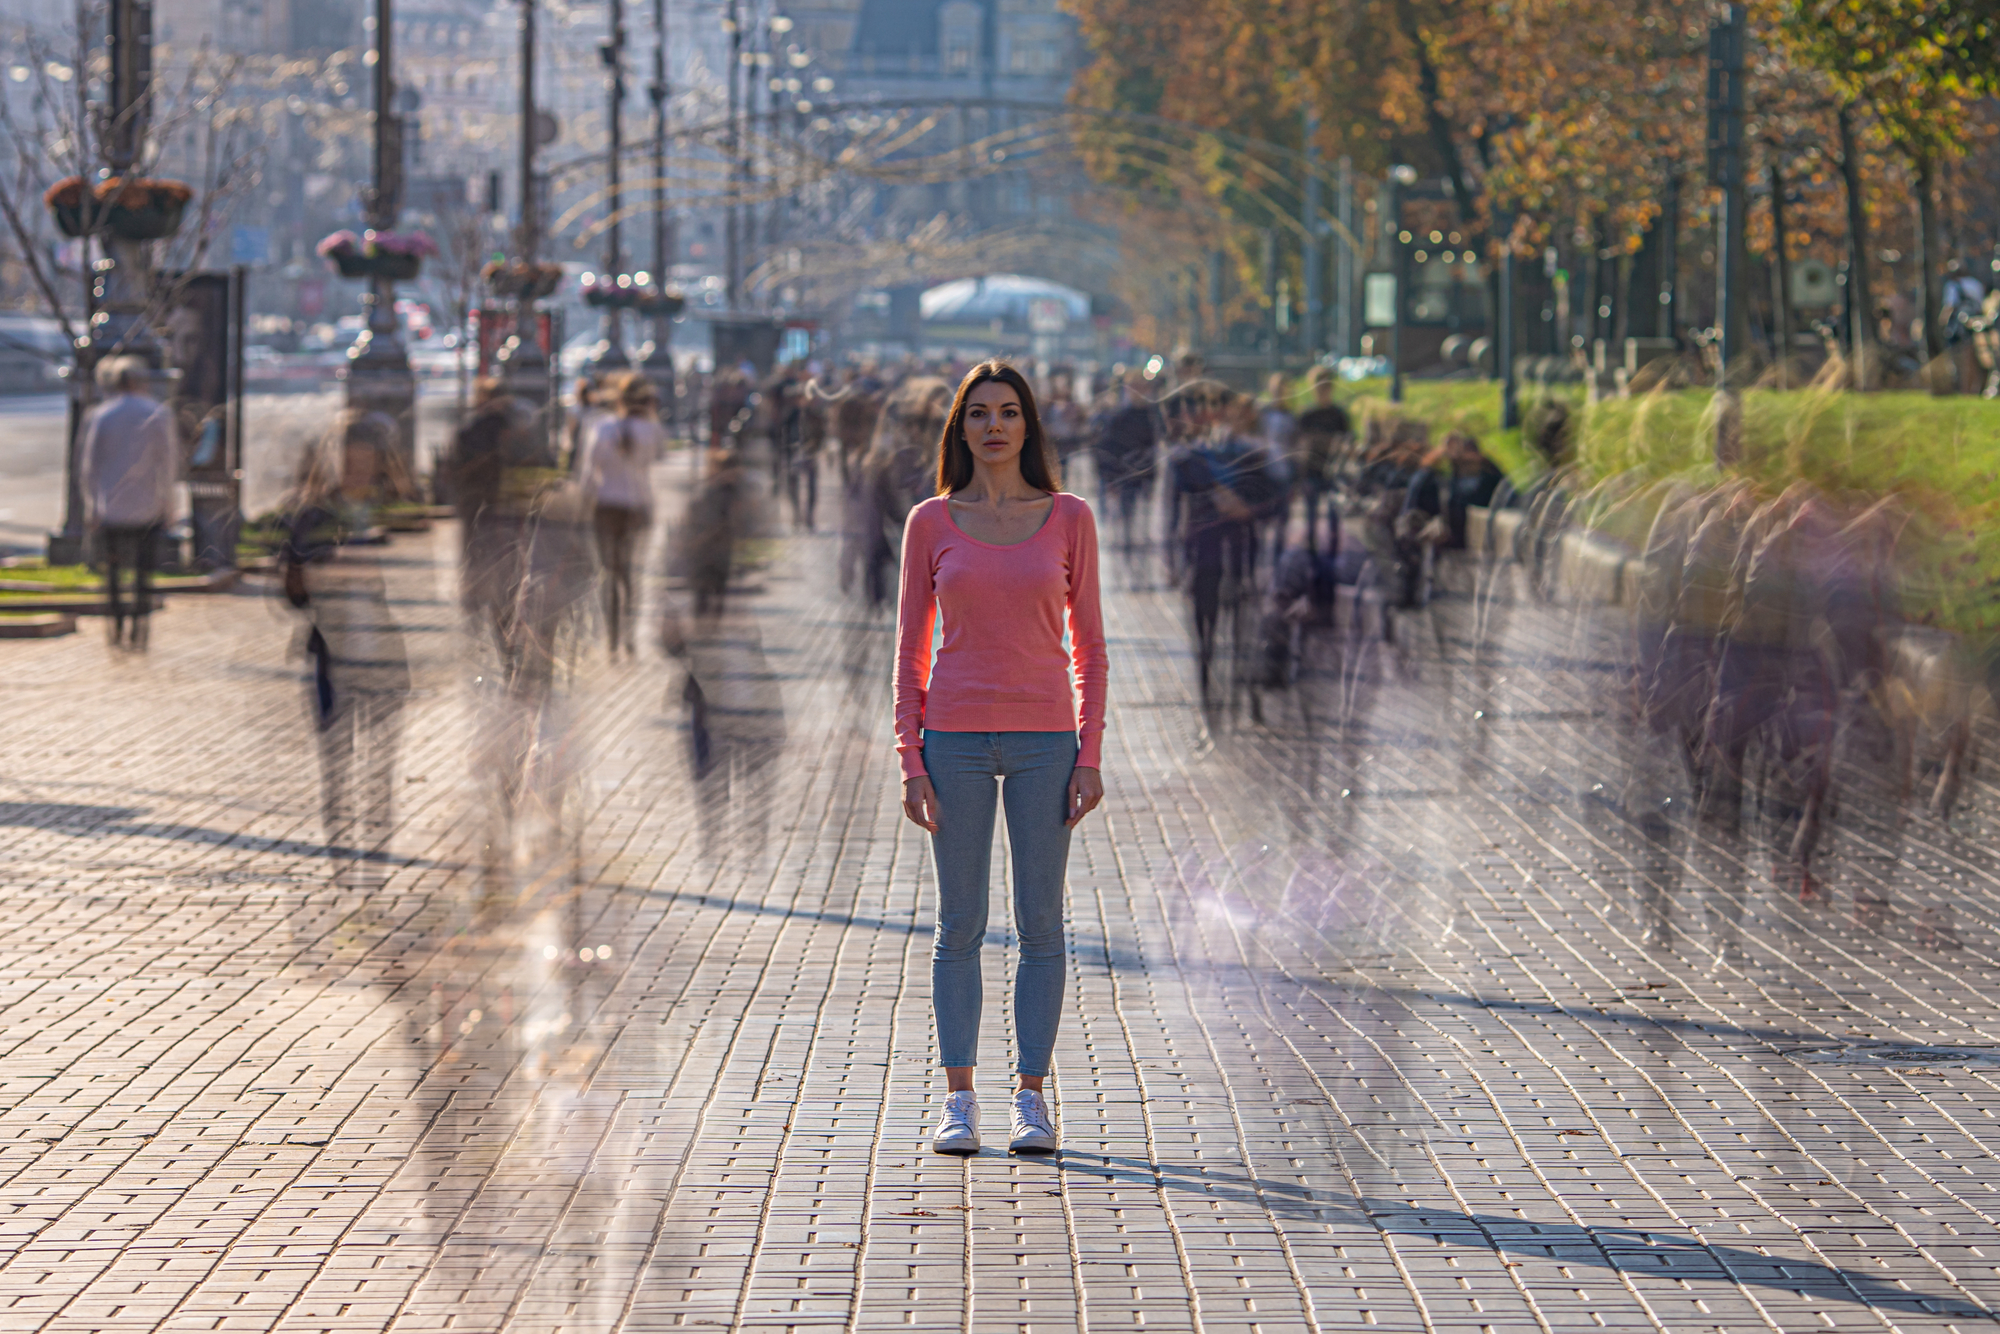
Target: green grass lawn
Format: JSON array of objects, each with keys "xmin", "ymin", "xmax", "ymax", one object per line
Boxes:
[
  {"xmin": 1317, "ymin": 379, "xmax": 2000, "ymax": 488},
  {"xmin": 0, "ymin": 563, "xmax": 104, "ymax": 592},
  {"xmin": 1306, "ymin": 378, "xmax": 2000, "ymax": 630},
  {"xmin": 0, "ymin": 562, "xmax": 226, "ymax": 605}
]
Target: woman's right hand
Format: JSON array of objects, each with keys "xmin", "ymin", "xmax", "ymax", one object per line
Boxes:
[{"xmin": 903, "ymin": 776, "xmax": 940, "ymax": 833}]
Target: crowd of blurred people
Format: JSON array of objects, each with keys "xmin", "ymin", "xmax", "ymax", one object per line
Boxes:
[
  {"xmin": 249, "ymin": 347, "xmax": 1525, "ymax": 880},
  {"xmin": 227, "ymin": 338, "xmax": 1996, "ymax": 968}
]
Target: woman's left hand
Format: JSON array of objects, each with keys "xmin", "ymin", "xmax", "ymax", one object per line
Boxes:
[{"xmin": 1066, "ymin": 766, "xmax": 1104, "ymax": 828}]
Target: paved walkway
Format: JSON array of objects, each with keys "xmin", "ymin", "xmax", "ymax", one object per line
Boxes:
[{"xmin": 5, "ymin": 466, "xmax": 2000, "ymax": 1333}]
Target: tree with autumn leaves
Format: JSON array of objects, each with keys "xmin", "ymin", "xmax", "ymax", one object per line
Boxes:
[
  {"xmin": 1777, "ymin": 0, "xmax": 2000, "ymax": 362},
  {"xmin": 1065, "ymin": 0, "xmax": 2000, "ymax": 385}
]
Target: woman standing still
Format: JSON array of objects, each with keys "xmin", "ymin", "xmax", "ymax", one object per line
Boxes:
[
  {"xmin": 581, "ymin": 372, "xmax": 665, "ymax": 655},
  {"xmin": 895, "ymin": 362, "xmax": 1107, "ymax": 1155}
]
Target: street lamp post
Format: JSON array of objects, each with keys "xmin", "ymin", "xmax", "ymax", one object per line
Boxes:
[
  {"xmin": 346, "ymin": 0, "xmax": 418, "ymax": 484},
  {"xmin": 504, "ymin": 0, "xmax": 550, "ymax": 403},
  {"xmin": 1497, "ymin": 210, "xmax": 1519, "ymax": 430},
  {"xmin": 1301, "ymin": 107, "xmax": 1321, "ymax": 363},
  {"xmin": 52, "ymin": 0, "xmax": 162, "ymax": 563},
  {"xmin": 1707, "ymin": 2, "xmax": 1747, "ymax": 464},
  {"xmin": 640, "ymin": 0, "xmax": 677, "ymax": 406},
  {"xmin": 1387, "ymin": 164, "xmax": 1416, "ymax": 403},
  {"xmin": 592, "ymin": 0, "xmax": 631, "ymax": 371},
  {"xmin": 725, "ymin": 0, "xmax": 742, "ymax": 307}
]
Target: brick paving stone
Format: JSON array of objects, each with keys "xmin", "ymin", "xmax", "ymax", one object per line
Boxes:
[{"xmin": 8, "ymin": 462, "xmax": 2000, "ymax": 1332}]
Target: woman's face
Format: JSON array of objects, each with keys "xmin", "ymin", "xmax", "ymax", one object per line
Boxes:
[{"xmin": 963, "ymin": 380, "xmax": 1027, "ymax": 471}]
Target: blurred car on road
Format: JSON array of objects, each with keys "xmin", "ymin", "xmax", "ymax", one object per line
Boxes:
[{"xmin": 0, "ymin": 316, "xmax": 71, "ymax": 394}]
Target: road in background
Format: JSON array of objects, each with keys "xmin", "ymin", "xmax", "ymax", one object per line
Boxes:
[{"xmin": 0, "ymin": 384, "xmax": 466, "ymax": 557}]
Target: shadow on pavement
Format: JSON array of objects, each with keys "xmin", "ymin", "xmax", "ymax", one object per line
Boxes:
[{"xmin": 1054, "ymin": 1152, "xmax": 1992, "ymax": 1319}]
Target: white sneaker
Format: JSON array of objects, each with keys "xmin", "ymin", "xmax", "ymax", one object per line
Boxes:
[
  {"xmin": 931, "ymin": 1090, "xmax": 980, "ymax": 1154},
  {"xmin": 1009, "ymin": 1088, "xmax": 1058, "ymax": 1154}
]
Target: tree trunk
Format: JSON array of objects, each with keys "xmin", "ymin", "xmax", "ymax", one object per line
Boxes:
[
  {"xmin": 1912, "ymin": 150, "xmax": 1945, "ymax": 363},
  {"xmin": 1769, "ymin": 157, "xmax": 1792, "ymax": 390},
  {"xmin": 1836, "ymin": 101, "xmax": 1876, "ymax": 388},
  {"xmin": 1391, "ymin": 0, "xmax": 1478, "ymax": 226},
  {"xmin": 1660, "ymin": 172, "xmax": 1679, "ymax": 343}
]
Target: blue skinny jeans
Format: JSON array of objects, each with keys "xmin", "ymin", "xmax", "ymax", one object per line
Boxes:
[{"xmin": 921, "ymin": 730, "xmax": 1077, "ymax": 1077}]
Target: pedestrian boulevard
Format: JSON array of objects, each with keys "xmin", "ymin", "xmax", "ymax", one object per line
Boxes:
[{"xmin": 6, "ymin": 512, "xmax": 2000, "ymax": 1334}]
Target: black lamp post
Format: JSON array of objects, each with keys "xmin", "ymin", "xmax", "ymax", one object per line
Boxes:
[
  {"xmin": 503, "ymin": 0, "xmax": 551, "ymax": 403},
  {"xmin": 345, "ymin": 0, "xmax": 417, "ymax": 481},
  {"xmin": 52, "ymin": 0, "xmax": 160, "ymax": 563},
  {"xmin": 1387, "ymin": 164, "xmax": 1415, "ymax": 403},
  {"xmin": 639, "ymin": 0, "xmax": 677, "ymax": 403},
  {"xmin": 1707, "ymin": 2, "xmax": 1747, "ymax": 463},
  {"xmin": 725, "ymin": 0, "xmax": 742, "ymax": 308},
  {"xmin": 591, "ymin": 0, "xmax": 631, "ymax": 371},
  {"xmin": 1497, "ymin": 209, "xmax": 1518, "ymax": 430}
]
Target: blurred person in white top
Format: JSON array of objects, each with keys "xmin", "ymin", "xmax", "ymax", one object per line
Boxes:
[
  {"xmin": 80, "ymin": 355, "xmax": 179, "ymax": 649},
  {"xmin": 580, "ymin": 371, "xmax": 666, "ymax": 655}
]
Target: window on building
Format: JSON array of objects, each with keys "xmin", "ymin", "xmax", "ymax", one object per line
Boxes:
[
  {"xmin": 1008, "ymin": 44, "xmax": 1058, "ymax": 74},
  {"xmin": 940, "ymin": 1, "xmax": 980, "ymax": 74}
]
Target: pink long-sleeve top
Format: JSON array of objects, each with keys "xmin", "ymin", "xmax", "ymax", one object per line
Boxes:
[{"xmin": 893, "ymin": 492, "xmax": 1107, "ymax": 780}]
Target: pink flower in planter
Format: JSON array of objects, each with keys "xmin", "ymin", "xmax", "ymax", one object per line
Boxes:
[
  {"xmin": 316, "ymin": 230, "xmax": 362, "ymax": 258},
  {"xmin": 367, "ymin": 229, "xmax": 439, "ymax": 258}
]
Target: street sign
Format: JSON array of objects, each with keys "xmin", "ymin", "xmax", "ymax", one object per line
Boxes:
[
  {"xmin": 533, "ymin": 110, "xmax": 559, "ymax": 146},
  {"xmin": 1363, "ymin": 272, "xmax": 1397, "ymax": 328},
  {"xmin": 229, "ymin": 225, "xmax": 269, "ymax": 266},
  {"xmin": 1790, "ymin": 257, "xmax": 1837, "ymax": 308},
  {"xmin": 1027, "ymin": 297, "xmax": 1068, "ymax": 334}
]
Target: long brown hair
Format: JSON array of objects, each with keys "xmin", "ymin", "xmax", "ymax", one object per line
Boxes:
[{"xmin": 935, "ymin": 361, "xmax": 1059, "ymax": 496}]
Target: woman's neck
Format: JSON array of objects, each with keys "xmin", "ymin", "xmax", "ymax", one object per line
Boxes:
[{"xmin": 956, "ymin": 456, "xmax": 1042, "ymax": 503}]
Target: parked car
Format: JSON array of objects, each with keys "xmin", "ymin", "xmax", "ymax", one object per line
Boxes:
[{"xmin": 0, "ymin": 315, "xmax": 71, "ymax": 394}]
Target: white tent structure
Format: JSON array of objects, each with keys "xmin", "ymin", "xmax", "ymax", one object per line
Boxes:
[{"xmin": 919, "ymin": 275, "xmax": 1090, "ymax": 326}]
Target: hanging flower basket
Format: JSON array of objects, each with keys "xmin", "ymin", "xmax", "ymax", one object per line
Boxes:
[
  {"xmin": 583, "ymin": 274, "xmax": 685, "ymax": 314},
  {"xmin": 45, "ymin": 176, "xmax": 194, "ymax": 240},
  {"xmin": 582, "ymin": 280, "xmax": 641, "ymax": 309},
  {"xmin": 483, "ymin": 259, "xmax": 564, "ymax": 300},
  {"xmin": 634, "ymin": 291, "xmax": 686, "ymax": 318},
  {"xmin": 335, "ymin": 250, "xmax": 423, "ymax": 280},
  {"xmin": 318, "ymin": 228, "xmax": 435, "ymax": 281}
]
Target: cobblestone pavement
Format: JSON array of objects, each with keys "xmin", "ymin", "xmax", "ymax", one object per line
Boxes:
[{"xmin": 7, "ymin": 463, "xmax": 2000, "ymax": 1333}]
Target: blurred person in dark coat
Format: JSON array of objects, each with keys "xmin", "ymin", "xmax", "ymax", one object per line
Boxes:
[
  {"xmin": 684, "ymin": 445, "xmax": 754, "ymax": 619},
  {"xmin": 441, "ymin": 377, "xmax": 548, "ymax": 664},
  {"xmin": 80, "ymin": 356, "xmax": 178, "ymax": 649},
  {"xmin": 1091, "ymin": 370, "xmax": 1159, "ymax": 563}
]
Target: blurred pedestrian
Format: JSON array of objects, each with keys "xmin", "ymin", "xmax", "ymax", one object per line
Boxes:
[
  {"xmin": 1293, "ymin": 367, "xmax": 1351, "ymax": 540},
  {"xmin": 80, "ymin": 355, "xmax": 178, "ymax": 649},
  {"xmin": 1165, "ymin": 381, "xmax": 1264, "ymax": 700},
  {"xmin": 830, "ymin": 365, "xmax": 883, "ymax": 483},
  {"xmin": 279, "ymin": 411, "xmax": 411, "ymax": 883},
  {"xmin": 440, "ymin": 377, "xmax": 545, "ymax": 663},
  {"xmin": 790, "ymin": 373, "xmax": 827, "ymax": 531},
  {"xmin": 1257, "ymin": 372, "xmax": 1298, "ymax": 459},
  {"xmin": 685, "ymin": 445, "xmax": 752, "ymax": 619},
  {"xmin": 708, "ymin": 366, "xmax": 752, "ymax": 446},
  {"xmin": 895, "ymin": 362, "xmax": 1106, "ymax": 1158},
  {"xmin": 1043, "ymin": 369, "xmax": 1086, "ymax": 467},
  {"xmin": 580, "ymin": 371, "xmax": 664, "ymax": 656},
  {"xmin": 1441, "ymin": 432, "xmax": 1502, "ymax": 548},
  {"xmin": 1092, "ymin": 369, "xmax": 1159, "ymax": 564},
  {"xmin": 563, "ymin": 374, "xmax": 605, "ymax": 474}
]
